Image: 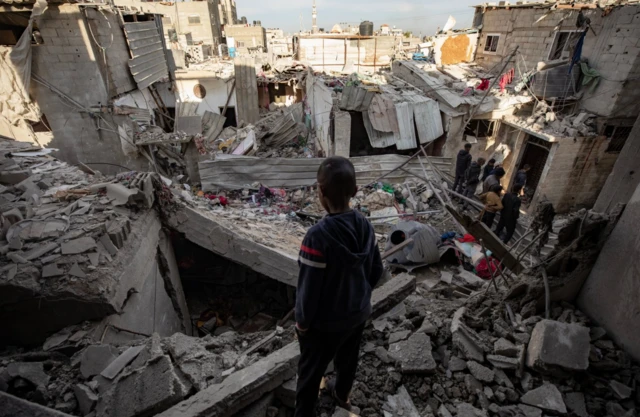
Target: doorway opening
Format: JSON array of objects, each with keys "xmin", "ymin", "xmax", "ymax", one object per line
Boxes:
[
  {"xmin": 220, "ymin": 106, "xmax": 237, "ymax": 128},
  {"xmin": 517, "ymin": 135, "xmax": 552, "ymax": 206}
]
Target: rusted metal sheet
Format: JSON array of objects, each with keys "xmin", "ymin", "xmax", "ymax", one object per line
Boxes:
[
  {"xmin": 123, "ymin": 22, "xmax": 169, "ymax": 90},
  {"xmin": 199, "ymin": 154, "xmax": 453, "ymax": 190}
]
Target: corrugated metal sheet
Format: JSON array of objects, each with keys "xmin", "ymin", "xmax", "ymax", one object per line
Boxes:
[
  {"xmin": 339, "ymin": 85, "xmax": 376, "ymax": 111},
  {"xmin": 368, "ymin": 93, "xmax": 398, "ymax": 133},
  {"xmin": 124, "ymin": 21, "xmax": 169, "ymax": 90},
  {"xmin": 363, "ymin": 112, "xmax": 395, "ymax": 148},
  {"xmin": 234, "ymin": 57, "xmax": 260, "ymax": 124},
  {"xmin": 199, "ymin": 154, "xmax": 453, "ymax": 190},
  {"xmin": 176, "ymin": 101, "xmax": 200, "ymax": 117},
  {"xmin": 394, "ymin": 101, "xmax": 417, "ymax": 150},
  {"xmin": 404, "ymin": 92, "xmax": 444, "ymax": 144},
  {"xmin": 175, "ymin": 115, "xmax": 202, "ymax": 135},
  {"xmin": 202, "ymin": 111, "xmax": 226, "ymax": 142}
]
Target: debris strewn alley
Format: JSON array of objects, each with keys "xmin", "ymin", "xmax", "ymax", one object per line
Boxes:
[{"xmin": 1, "ymin": 0, "xmax": 640, "ymax": 416}]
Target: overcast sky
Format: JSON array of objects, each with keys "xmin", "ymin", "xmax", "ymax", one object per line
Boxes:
[{"xmin": 235, "ymin": 0, "xmax": 479, "ymax": 36}]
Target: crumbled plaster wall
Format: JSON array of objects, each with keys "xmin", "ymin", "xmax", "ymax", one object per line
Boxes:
[
  {"xmin": 30, "ymin": 4, "xmax": 152, "ymax": 175},
  {"xmin": 475, "ymin": 5, "xmax": 640, "ymax": 118},
  {"xmin": 530, "ymin": 135, "xmax": 618, "ymax": 213}
]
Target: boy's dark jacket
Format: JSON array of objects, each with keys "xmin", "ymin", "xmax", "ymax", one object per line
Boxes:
[{"xmin": 295, "ymin": 210, "xmax": 383, "ymax": 332}]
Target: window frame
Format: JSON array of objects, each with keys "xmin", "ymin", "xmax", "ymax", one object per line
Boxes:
[
  {"xmin": 187, "ymin": 15, "xmax": 201, "ymax": 25},
  {"xmin": 484, "ymin": 33, "xmax": 500, "ymax": 54},
  {"xmin": 548, "ymin": 30, "xmax": 581, "ymax": 60}
]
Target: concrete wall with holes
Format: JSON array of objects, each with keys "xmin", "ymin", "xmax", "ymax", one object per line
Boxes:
[
  {"xmin": 174, "ymin": 72, "xmax": 237, "ymax": 118},
  {"xmin": 526, "ymin": 135, "xmax": 618, "ymax": 212},
  {"xmin": 474, "ymin": 5, "xmax": 640, "ymax": 118},
  {"xmin": 31, "ymin": 4, "xmax": 151, "ymax": 174}
]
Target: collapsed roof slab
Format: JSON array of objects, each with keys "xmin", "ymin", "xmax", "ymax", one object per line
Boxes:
[
  {"xmin": 166, "ymin": 205, "xmax": 300, "ymax": 286},
  {"xmin": 0, "ymin": 209, "xmax": 191, "ymax": 346},
  {"xmin": 157, "ymin": 273, "xmax": 416, "ymax": 417}
]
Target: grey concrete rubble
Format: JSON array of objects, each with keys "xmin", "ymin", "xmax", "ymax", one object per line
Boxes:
[
  {"xmin": 520, "ymin": 384, "xmax": 567, "ymax": 414},
  {"xmin": 526, "ymin": 320, "xmax": 590, "ymax": 371}
]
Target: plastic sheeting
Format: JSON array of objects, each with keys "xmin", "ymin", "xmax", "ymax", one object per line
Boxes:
[{"xmin": 0, "ymin": 0, "xmax": 46, "ymax": 135}]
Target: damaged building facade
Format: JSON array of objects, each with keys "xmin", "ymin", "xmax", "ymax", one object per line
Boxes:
[{"xmin": 2, "ymin": 0, "xmax": 640, "ymax": 416}]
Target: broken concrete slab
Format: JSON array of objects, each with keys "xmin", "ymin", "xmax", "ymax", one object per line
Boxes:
[
  {"xmin": 417, "ymin": 319, "xmax": 437, "ymax": 335},
  {"xmin": 610, "ymin": 380, "xmax": 633, "ymax": 399},
  {"xmin": 384, "ymin": 386, "xmax": 420, "ymax": 417},
  {"xmin": 74, "ymin": 384, "xmax": 98, "ymax": 415},
  {"xmin": 69, "ymin": 263, "xmax": 86, "ymax": 278},
  {"xmin": 106, "ymin": 217, "xmax": 132, "ymax": 249},
  {"xmin": 389, "ymin": 330, "xmax": 411, "ymax": 344},
  {"xmin": 467, "ymin": 361, "xmax": 494, "ymax": 382},
  {"xmin": 451, "ymin": 307, "xmax": 486, "ymax": 362},
  {"xmin": 6, "ymin": 362, "xmax": 50, "ymax": 387},
  {"xmin": 371, "ymin": 273, "xmax": 416, "ymax": 319},
  {"xmin": 0, "ymin": 391, "xmax": 74, "ymax": 417},
  {"xmin": 520, "ymin": 384, "xmax": 567, "ymax": 414},
  {"xmin": 156, "ymin": 342, "xmax": 299, "ymax": 417},
  {"xmin": 99, "ymin": 234, "xmax": 118, "ymax": 257},
  {"xmin": 100, "ymin": 345, "xmax": 145, "ymax": 380},
  {"xmin": 440, "ymin": 271, "xmax": 453, "ymax": 284},
  {"xmin": 43, "ymin": 328, "xmax": 72, "ymax": 351},
  {"xmin": 42, "ymin": 263, "xmax": 64, "ymax": 278},
  {"xmin": 494, "ymin": 338, "xmax": 519, "ymax": 357},
  {"xmin": 388, "ymin": 332, "xmax": 436, "ymax": 374},
  {"xmin": 518, "ymin": 404, "xmax": 542, "ymax": 417},
  {"xmin": 448, "ymin": 356, "xmax": 467, "ymax": 372},
  {"xmin": 332, "ymin": 406, "xmax": 360, "ymax": 417},
  {"xmin": 236, "ymin": 392, "xmax": 275, "ymax": 417},
  {"xmin": 96, "ymin": 354, "xmax": 191, "ymax": 417},
  {"xmin": 61, "ymin": 237, "xmax": 97, "ymax": 255},
  {"xmin": 80, "ymin": 345, "xmax": 119, "ymax": 379},
  {"xmin": 106, "ymin": 184, "xmax": 139, "ymax": 206},
  {"xmin": 564, "ymin": 392, "xmax": 587, "ymax": 417},
  {"xmin": 526, "ymin": 320, "xmax": 590, "ymax": 371},
  {"xmin": 24, "ymin": 242, "xmax": 59, "ymax": 261},
  {"xmin": 456, "ymin": 403, "xmax": 487, "ymax": 417}
]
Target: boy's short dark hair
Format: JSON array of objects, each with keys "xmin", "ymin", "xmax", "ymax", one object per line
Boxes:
[
  {"xmin": 523, "ymin": 164, "xmax": 531, "ymax": 170},
  {"xmin": 494, "ymin": 167, "xmax": 506, "ymax": 177},
  {"xmin": 464, "ymin": 143, "xmax": 472, "ymax": 150},
  {"xmin": 317, "ymin": 156, "xmax": 356, "ymax": 207},
  {"xmin": 490, "ymin": 184, "xmax": 503, "ymax": 193},
  {"xmin": 512, "ymin": 184, "xmax": 524, "ymax": 194},
  {"xmin": 477, "ymin": 157, "xmax": 486, "ymax": 165},
  {"xmin": 488, "ymin": 158, "xmax": 496, "ymax": 164}
]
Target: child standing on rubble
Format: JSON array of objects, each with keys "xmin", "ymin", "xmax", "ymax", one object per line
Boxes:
[{"xmin": 295, "ymin": 156, "xmax": 384, "ymax": 416}]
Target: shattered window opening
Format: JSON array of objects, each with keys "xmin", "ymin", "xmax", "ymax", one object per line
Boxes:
[
  {"xmin": 484, "ymin": 34, "xmax": 500, "ymax": 53},
  {"xmin": 188, "ymin": 15, "xmax": 201, "ymax": 25},
  {"xmin": 604, "ymin": 124, "xmax": 632, "ymax": 153},
  {"xmin": 465, "ymin": 119, "xmax": 495, "ymax": 138},
  {"xmin": 548, "ymin": 30, "xmax": 582, "ymax": 60}
]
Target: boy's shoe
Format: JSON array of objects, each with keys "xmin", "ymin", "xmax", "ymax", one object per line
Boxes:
[{"xmin": 326, "ymin": 378, "xmax": 352, "ymax": 411}]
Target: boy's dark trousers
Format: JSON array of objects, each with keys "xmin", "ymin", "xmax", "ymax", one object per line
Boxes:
[
  {"xmin": 495, "ymin": 217, "xmax": 516, "ymax": 243},
  {"xmin": 295, "ymin": 322, "xmax": 366, "ymax": 417}
]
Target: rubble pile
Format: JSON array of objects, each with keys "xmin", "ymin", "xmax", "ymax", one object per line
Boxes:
[
  {"xmin": 0, "ymin": 324, "xmax": 292, "ymax": 416},
  {"xmin": 312, "ymin": 275, "xmax": 640, "ymax": 417},
  {"xmin": 507, "ymin": 101, "xmax": 598, "ymax": 138}
]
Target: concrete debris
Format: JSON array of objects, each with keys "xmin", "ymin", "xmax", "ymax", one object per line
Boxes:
[
  {"xmin": 388, "ymin": 332, "xmax": 437, "ymax": 374},
  {"xmin": 457, "ymin": 403, "xmax": 487, "ymax": 417},
  {"xmin": 610, "ymin": 379, "xmax": 633, "ymax": 400},
  {"xmin": 80, "ymin": 345, "xmax": 119, "ymax": 379},
  {"xmin": 275, "ymin": 378, "xmax": 296, "ymax": 408},
  {"xmin": 520, "ymin": 384, "xmax": 567, "ymax": 414},
  {"xmin": 467, "ymin": 360, "xmax": 494, "ymax": 382},
  {"xmin": 494, "ymin": 338, "xmax": 518, "ymax": 357},
  {"xmin": 42, "ymin": 263, "xmax": 64, "ymax": 278},
  {"xmin": 74, "ymin": 384, "xmax": 98, "ymax": 416},
  {"xmin": 69, "ymin": 263, "xmax": 86, "ymax": 278},
  {"xmin": 333, "ymin": 406, "xmax": 360, "ymax": 417},
  {"xmin": 451, "ymin": 307, "xmax": 486, "ymax": 362},
  {"xmin": 7, "ymin": 362, "xmax": 50, "ymax": 388},
  {"xmin": 384, "ymin": 386, "xmax": 420, "ymax": 417},
  {"xmin": 61, "ymin": 237, "xmax": 97, "ymax": 255},
  {"xmin": 564, "ymin": 392, "xmax": 588, "ymax": 417},
  {"xmin": 526, "ymin": 320, "xmax": 590, "ymax": 371},
  {"xmin": 96, "ymin": 354, "xmax": 192, "ymax": 417},
  {"xmin": 100, "ymin": 345, "xmax": 145, "ymax": 380}
]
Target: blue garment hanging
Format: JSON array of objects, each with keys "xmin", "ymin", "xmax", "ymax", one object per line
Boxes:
[{"xmin": 569, "ymin": 29, "xmax": 588, "ymax": 73}]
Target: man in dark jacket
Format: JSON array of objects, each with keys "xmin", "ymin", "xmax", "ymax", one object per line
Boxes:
[
  {"xmin": 462, "ymin": 157, "xmax": 485, "ymax": 209},
  {"xmin": 482, "ymin": 158, "xmax": 496, "ymax": 181},
  {"xmin": 295, "ymin": 157, "xmax": 384, "ymax": 416},
  {"xmin": 514, "ymin": 164, "xmax": 531, "ymax": 190},
  {"xmin": 495, "ymin": 184, "xmax": 523, "ymax": 243},
  {"xmin": 453, "ymin": 143, "xmax": 473, "ymax": 193}
]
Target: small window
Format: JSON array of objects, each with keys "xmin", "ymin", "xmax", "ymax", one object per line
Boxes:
[
  {"xmin": 188, "ymin": 15, "xmax": 201, "ymax": 25},
  {"xmin": 465, "ymin": 120, "xmax": 495, "ymax": 138},
  {"xmin": 237, "ymin": 41, "xmax": 245, "ymax": 47},
  {"xmin": 605, "ymin": 125, "xmax": 632, "ymax": 153},
  {"xmin": 484, "ymin": 34, "xmax": 500, "ymax": 53},
  {"xmin": 193, "ymin": 84, "xmax": 206, "ymax": 99},
  {"xmin": 548, "ymin": 30, "xmax": 582, "ymax": 60}
]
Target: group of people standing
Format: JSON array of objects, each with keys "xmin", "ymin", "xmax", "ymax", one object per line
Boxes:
[{"xmin": 453, "ymin": 143, "xmax": 531, "ymax": 244}]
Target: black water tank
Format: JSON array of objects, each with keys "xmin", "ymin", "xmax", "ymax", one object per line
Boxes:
[{"xmin": 359, "ymin": 21, "xmax": 373, "ymax": 36}]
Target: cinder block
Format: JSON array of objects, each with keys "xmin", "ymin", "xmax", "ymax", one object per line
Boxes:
[
  {"xmin": 67, "ymin": 36, "xmax": 88, "ymax": 46},
  {"xmin": 56, "ymin": 28, "xmax": 84, "ymax": 37}
]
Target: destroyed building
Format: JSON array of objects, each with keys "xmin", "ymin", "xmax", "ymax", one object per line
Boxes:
[{"xmin": 2, "ymin": 0, "xmax": 640, "ymax": 416}]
